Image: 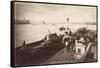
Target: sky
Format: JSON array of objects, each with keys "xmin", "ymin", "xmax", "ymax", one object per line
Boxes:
[{"xmin": 14, "ymin": 2, "xmax": 96, "ymax": 24}]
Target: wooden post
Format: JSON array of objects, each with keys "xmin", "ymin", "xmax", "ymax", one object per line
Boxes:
[{"xmin": 23, "ymin": 40, "xmax": 26, "ymax": 48}]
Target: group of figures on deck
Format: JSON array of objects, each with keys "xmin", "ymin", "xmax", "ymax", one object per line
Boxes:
[{"xmin": 42, "ymin": 26, "xmax": 97, "ymax": 62}]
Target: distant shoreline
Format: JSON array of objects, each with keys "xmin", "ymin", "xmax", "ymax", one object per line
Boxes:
[{"xmin": 15, "ymin": 23, "xmax": 96, "ymax": 25}]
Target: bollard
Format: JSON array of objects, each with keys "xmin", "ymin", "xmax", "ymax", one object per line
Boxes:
[{"xmin": 23, "ymin": 40, "xmax": 26, "ymax": 48}]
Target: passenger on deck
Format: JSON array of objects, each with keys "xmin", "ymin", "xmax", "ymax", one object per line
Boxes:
[
  {"xmin": 62, "ymin": 34, "xmax": 72, "ymax": 53},
  {"xmin": 43, "ymin": 28, "xmax": 59, "ymax": 47},
  {"xmin": 65, "ymin": 27, "xmax": 71, "ymax": 36},
  {"xmin": 75, "ymin": 38, "xmax": 86, "ymax": 59},
  {"xmin": 78, "ymin": 37, "xmax": 85, "ymax": 43}
]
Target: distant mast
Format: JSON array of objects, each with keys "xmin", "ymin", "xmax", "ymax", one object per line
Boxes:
[
  {"xmin": 67, "ymin": 18, "xmax": 69, "ymax": 27},
  {"xmin": 67, "ymin": 18, "xmax": 69, "ymax": 23}
]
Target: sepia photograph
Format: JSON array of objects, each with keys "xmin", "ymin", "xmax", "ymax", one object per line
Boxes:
[{"xmin": 11, "ymin": 1, "xmax": 97, "ymax": 67}]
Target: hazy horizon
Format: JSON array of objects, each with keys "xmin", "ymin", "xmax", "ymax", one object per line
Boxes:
[{"xmin": 14, "ymin": 2, "xmax": 96, "ymax": 24}]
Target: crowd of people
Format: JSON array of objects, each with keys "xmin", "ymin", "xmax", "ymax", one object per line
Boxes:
[{"xmin": 42, "ymin": 26, "xmax": 97, "ymax": 60}]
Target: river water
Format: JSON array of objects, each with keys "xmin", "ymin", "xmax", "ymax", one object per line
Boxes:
[{"xmin": 15, "ymin": 24, "xmax": 96, "ymax": 48}]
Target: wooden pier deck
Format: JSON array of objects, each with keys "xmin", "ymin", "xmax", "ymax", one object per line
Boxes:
[{"xmin": 15, "ymin": 40, "xmax": 97, "ymax": 66}]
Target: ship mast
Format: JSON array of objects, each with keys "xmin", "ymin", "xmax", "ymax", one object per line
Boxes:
[
  {"xmin": 67, "ymin": 18, "xmax": 69, "ymax": 23},
  {"xmin": 67, "ymin": 18, "xmax": 69, "ymax": 27}
]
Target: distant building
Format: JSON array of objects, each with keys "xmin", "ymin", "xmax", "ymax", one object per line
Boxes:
[{"xmin": 15, "ymin": 19, "xmax": 30, "ymax": 24}]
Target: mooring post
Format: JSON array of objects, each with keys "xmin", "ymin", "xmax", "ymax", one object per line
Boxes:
[{"xmin": 23, "ymin": 40, "xmax": 26, "ymax": 48}]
